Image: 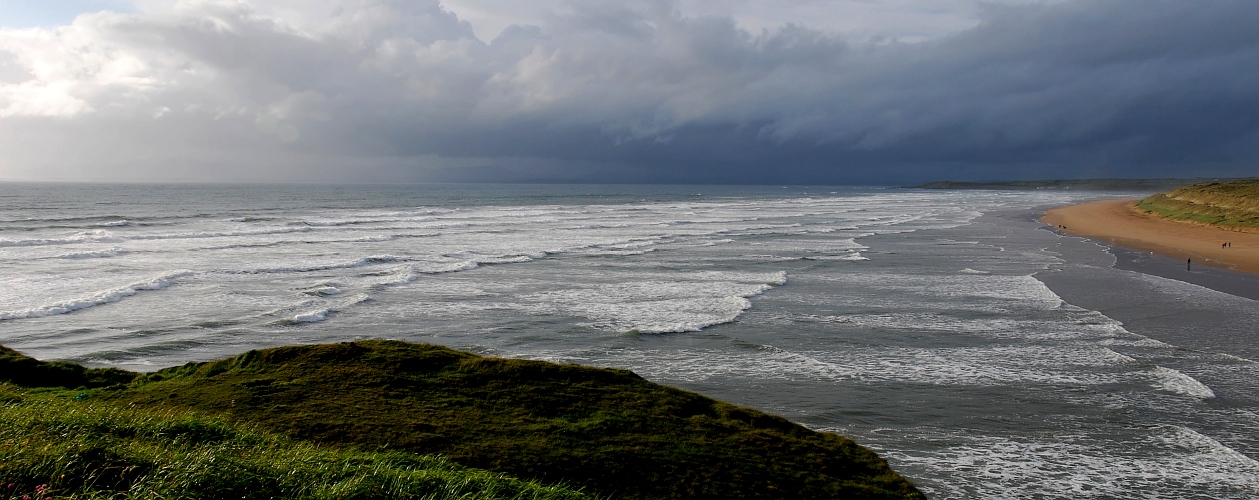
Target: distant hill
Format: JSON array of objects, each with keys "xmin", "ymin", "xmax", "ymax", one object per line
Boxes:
[
  {"xmin": 1136, "ymin": 179, "xmax": 1259, "ymax": 230},
  {"xmin": 907, "ymin": 178, "xmax": 1242, "ymax": 191}
]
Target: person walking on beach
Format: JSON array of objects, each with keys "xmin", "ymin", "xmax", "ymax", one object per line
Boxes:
[{"xmin": 1187, "ymin": 258, "xmax": 1192, "ymax": 271}]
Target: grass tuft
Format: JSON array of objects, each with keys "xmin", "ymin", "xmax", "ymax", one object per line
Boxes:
[{"xmin": 0, "ymin": 383, "xmax": 591, "ymax": 500}]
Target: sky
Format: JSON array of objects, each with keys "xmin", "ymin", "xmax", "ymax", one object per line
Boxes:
[{"xmin": 0, "ymin": 0, "xmax": 1256, "ymax": 184}]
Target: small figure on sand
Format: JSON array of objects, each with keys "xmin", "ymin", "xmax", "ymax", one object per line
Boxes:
[{"xmin": 1187, "ymin": 258, "xmax": 1192, "ymax": 271}]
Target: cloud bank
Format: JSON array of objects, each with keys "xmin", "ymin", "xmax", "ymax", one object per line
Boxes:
[{"xmin": 0, "ymin": 0, "xmax": 1256, "ymax": 183}]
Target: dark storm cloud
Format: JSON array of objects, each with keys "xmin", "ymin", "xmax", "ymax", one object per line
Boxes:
[{"xmin": 0, "ymin": 0, "xmax": 1256, "ymax": 183}]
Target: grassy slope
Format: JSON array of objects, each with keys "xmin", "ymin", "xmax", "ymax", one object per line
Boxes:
[
  {"xmin": 911, "ymin": 178, "xmax": 1222, "ymax": 191},
  {"xmin": 0, "ymin": 344, "xmax": 135, "ymax": 388},
  {"xmin": 5, "ymin": 340, "xmax": 925, "ymax": 500},
  {"xmin": 0, "ymin": 384, "xmax": 590, "ymax": 499},
  {"xmin": 106, "ymin": 341, "xmax": 923, "ymax": 500},
  {"xmin": 1136, "ymin": 179, "xmax": 1259, "ymax": 229}
]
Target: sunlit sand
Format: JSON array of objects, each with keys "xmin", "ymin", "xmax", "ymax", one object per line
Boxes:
[{"xmin": 1043, "ymin": 199, "xmax": 1259, "ymax": 274}]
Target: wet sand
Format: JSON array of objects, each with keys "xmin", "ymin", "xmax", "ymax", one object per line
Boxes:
[{"xmin": 1042, "ymin": 199, "xmax": 1259, "ymax": 274}]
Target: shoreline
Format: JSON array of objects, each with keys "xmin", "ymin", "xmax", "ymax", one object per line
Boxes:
[
  {"xmin": 1041, "ymin": 199, "xmax": 1259, "ymax": 275},
  {"xmin": 1021, "ymin": 203, "xmax": 1259, "ymax": 360}
]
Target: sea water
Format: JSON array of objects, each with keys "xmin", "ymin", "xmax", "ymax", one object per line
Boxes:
[{"xmin": 1, "ymin": 182, "xmax": 1256, "ymax": 498}]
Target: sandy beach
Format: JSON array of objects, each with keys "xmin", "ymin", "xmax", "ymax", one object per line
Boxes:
[{"xmin": 1042, "ymin": 199, "xmax": 1259, "ymax": 274}]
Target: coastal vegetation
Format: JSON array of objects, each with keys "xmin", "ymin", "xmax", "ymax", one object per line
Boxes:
[
  {"xmin": 1, "ymin": 341, "xmax": 924, "ymax": 500},
  {"xmin": 0, "ymin": 384, "xmax": 589, "ymax": 499},
  {"xmin": 1136, "ymin": 179, "xmax": 1259, "ymax": 230},
  {"xmin": 910, "ymin": 178, "xmax": 1233, "ymax": 191}
]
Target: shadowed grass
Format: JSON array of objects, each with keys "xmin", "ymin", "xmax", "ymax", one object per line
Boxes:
[
  {"xmin": 107, "ymin": 340, "xmax": 924, "ymax": 500},
  {"xmin": 1137, "ymin": 179, "xmax": 1259, "ymax": 229},
  {"xmin": 0, "ymin": 383, "xmax": 591, "ymax": 500},
  {"xmin": 2, "ymin": 341, "xmax": 925, "ymax": 499},
  {"xmin": 0, "ymin": 344, "xmax": 134, "ymax": 388}
]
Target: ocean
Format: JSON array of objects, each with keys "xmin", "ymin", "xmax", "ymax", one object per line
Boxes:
[{"xmin": 1, "ymin": 182, "xmax": 1256, "ymax": 498}]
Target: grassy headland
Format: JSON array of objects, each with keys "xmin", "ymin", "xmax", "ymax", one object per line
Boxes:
[
  {"xmin": 1, "ymin": 341, "xmax": 924, "ymax": 500},
  {"xmin": 1136, "ymin": 179, "xmax": 1259, "ymax": 230},
  {"xmin": 0, "ymin": 383, "xmax": 589, "ymax": 499},
  {"xmin": 910, "ymin": 178, "xmax": 1237, "ymax": 191}
]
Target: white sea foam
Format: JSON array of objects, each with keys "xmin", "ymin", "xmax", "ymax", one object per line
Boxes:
[
  {"xmin": 768, "ymin": 312, "xmax": 1061, "ymax": 340},
  {"xmin": 292, "ymin": 309, "xmax": 329, "ymax": 322},
  {"xmin": 191, "ymin": 241, "xmax": 287, "ymax": 251},
  {"xmin": 786, "ymin": 314, "xmax": 853, "ymax": 324},
  {"xmin": 245, "ymin": 255, "xmax": 404, "ymax": 274},
  {"xmin": 353, "ymin": 235, "xmax": 396, "ymax": 242},
  {"xmin": 287, "ymin": 293, "xmax": 371, "ymax": 324},
  {"xmin": 359, "ymin": 265, "xmax": 419, "ymax": 287},
  {"xmin": 0, "ymin": 229, "xmax": 122, "ymax": 247},
  {"xmin": 771, "ymin": 237, "xmax": 866, "ymax": 253},
  {"xmin": 477, "ymin": 255, "xmax": 534, "ymax": 264},
  {"xmin": 610, "ymin": 239, "xmax": 661, "ymax": 250},
  {"xmin": 595, "ymin": 248, "xmax": 655, "ymax": 256},
  {"xmin": 1149, "ymin": 366, "xmax": 1216, "ymax": 399},
  {"xmin": 0, "ymin": 270, "xmax": 193, "ymax": 321},
  {"xmin": 628, "ymin": 296, "xmax": 755, "ymax": 333},
  {"xmin": 742, "ymin": 254, "xmax": 797, "ymax": 261},
  {"xmin": 98, "ymin": 220, "xmax": 129, "ymax": 227},
  {"xmin": 417, "ymin": 260, "xmax": 479, "ymax": 274},
  {"xmin": 1156, "ymin": 426, "xmax": 1259, "ymax": 486},
  {"xmin": 869, "ymin": 426, "xmax": 1259, "ymax": 499},
  {"xmin": 519, "ymin": 271, "xmax": 787, "ymax": 334},
  {"xmin": 298, "ymin": 216, "xmax": 434, "ymax": 226},
  {"xmin": 1217, "ymin": 352, "xmax": 1257, "ymax": 364},
  {"xmin": 52, "ymin": 248, "xmax": 124, "ymax": 259},
  {"xmin": 128, "ymin": 227, "xmax": 313, "ymax": 240},
  {"xmin": 525, "ymin": 346, "xmax": 859, "ymax": 383},
  {"xmin": 1099, "ymin": 347, "xmax": 1137, "ymax": 364},
  {"xmin": 608, "ymin": 338, "xmax": 1137, "ymax": 387},
  {"xmin": 807, "ymin": 252, "xmax": 868, "ymax": 261}
]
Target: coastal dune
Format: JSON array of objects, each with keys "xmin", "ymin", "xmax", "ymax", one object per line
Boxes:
[{"xmin": 1042, "ymin": 199, "xmax": 1259, "ymax": 274}]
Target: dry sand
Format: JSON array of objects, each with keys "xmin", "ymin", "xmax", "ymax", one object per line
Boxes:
[{"xmin": 1042, "ymin": 199, "xmax": 1259, "ymax": 274}]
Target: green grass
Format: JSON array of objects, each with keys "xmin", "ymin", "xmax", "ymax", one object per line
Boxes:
[
  {"xmin": 1136, "ymin": 179, "xmax": 1259, "ymax": 229},
  {"xmin": 911, "ymin": 178, "xmax": 1230, "ymax": 191},
  {"xmin": 3, "ymin": 341, "xmax": 925, "ymax": 499},
  {"xmin": 0, "ymin": 384, "xmax": 591, "ymax": 500}
]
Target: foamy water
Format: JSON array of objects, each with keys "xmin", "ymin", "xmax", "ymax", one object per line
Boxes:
[{"xmin": 1, "ymin": 183, "xmax": 1256, "ymax": 497}]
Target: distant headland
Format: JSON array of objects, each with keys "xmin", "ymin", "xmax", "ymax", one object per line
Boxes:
[{"xmin": 908, "ymin": 178, "xmax": 1244, "ymax": 191}]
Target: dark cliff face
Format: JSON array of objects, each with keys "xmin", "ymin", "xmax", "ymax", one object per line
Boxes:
[{"xmin": 3, "ymin": 340, "xmax": 925, "ymax": 500}]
